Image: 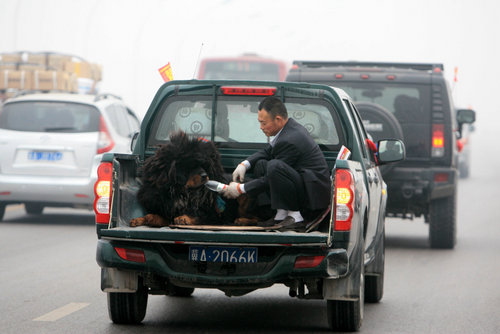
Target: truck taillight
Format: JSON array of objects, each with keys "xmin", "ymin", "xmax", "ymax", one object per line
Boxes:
[
  {"xmin": 431, "ymin": 124, "xmax": 445, "ymax": 158},
  {"xmin": 94, "ymin": 162, "xmax": 113, "ymax": 224},
  {"xmin": 334, "ymin": 169, "xmax": 354, "ymax": 231},
  {"xmin": 97, "ymin": 116, "xmax": 115, "ymax": 154}
]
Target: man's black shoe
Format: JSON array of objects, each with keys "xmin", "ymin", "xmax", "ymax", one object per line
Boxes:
[
  {"xmin": 257, "ymin": 217, "xmax": 283, "ymax": 227},
  {"xmin": 277, "ymin": 216, "xmax": 307, "ymax": 231}
]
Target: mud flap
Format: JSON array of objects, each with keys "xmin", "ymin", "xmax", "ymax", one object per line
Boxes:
[{"xmin": 101, "ymin": 268, "xmax": 138, "ymax": 293}]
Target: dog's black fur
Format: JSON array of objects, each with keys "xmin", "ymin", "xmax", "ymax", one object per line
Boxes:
[{"xmin": 131, "ymin": 131, "xmax": 232, "ymax": 227}]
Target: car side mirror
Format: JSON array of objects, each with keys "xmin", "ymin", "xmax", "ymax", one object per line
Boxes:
[
  {"xmin": 130, "ymin": 132, "xmax": 139, "ymax": 152},
  {"xmin": 456, "ymin": 109, "xmax": 476, "ymax": 125},
  {"xmin": 377, "ymin": 139, "xmax": 405, "ymax": 164}
]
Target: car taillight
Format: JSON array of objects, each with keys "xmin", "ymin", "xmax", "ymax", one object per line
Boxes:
[
  {"xmin": 431, "ymin": 124, "xmax": 445, "ymax": 158},
  {"xmin": 97, "ymin": 116, "xmax": 114, "ymax": 154},
  {"xmin": 434, "ymin": 173, "xmax": 449, "ymax": 183},
  {"xmin": 94, "ymin": 162, "xmax": 112, "ymax": 224},
  {"xmin": 334, "ymin": 169, "xmax": 354, "ymax": 231},
  {"xmin": 220, "ymin": 86, "xmax": 277, "ymax": 96}
]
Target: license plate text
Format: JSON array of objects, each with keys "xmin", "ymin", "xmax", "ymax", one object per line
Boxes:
[{"xmin": 189, "ymin": 246, "xmax": 257, "ymax": 263}]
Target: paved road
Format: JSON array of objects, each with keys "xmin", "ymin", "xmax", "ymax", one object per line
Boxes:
[{"xmin": 1, "ymin": 116, "xmax": 499, "ymax": 333}]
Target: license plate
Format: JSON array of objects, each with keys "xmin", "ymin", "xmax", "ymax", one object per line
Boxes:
[
  {"xmin": 28, "ymin": 151, "xmax": 63, "ymax": 161},
  {"xmin": 189, "ymin": 246, "xmax": 258, "ymax": 263}
]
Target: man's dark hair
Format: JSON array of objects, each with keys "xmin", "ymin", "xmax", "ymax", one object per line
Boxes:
[{"xmin": 258, "ymin": 96, "xmax": 288, "ymax": 119}]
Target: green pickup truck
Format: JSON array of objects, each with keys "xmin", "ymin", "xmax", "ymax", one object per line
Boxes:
[{"xmin": 94, "ymin": 80, "xmax": 404, "ymax": 332}]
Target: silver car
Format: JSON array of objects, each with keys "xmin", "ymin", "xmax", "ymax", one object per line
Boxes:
[{"xmin": 0, "ymin": 92, "xmax": 141, "ymax": 220}]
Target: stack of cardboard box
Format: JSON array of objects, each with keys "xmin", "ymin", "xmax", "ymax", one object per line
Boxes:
[{"xmin": 0, "ymin": 51, "xmax": 103, "ymax": 98}]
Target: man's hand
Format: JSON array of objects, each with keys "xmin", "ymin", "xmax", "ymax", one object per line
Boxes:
[
  {"xmin": 232, "ymin": 163, "xmax": 247, "ymax": 182},
  {"xmin": 221, "ymin": 182, "xmax": 243, "ymax": 199}
]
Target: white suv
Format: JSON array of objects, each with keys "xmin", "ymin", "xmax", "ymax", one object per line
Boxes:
[{"xmin": 0, "ymin": 92, "xmax": 141, "ymax": 220}]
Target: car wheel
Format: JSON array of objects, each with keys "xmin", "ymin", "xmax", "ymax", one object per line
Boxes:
[
  {"xmin": 327, "ymin": 246, "xmax": 364, "ymax": 331},
  {"xmin": 365, "ymin": 229, "xmax": 384, "ymax": 303},
  {"xmin": 355, "ymin": 102, "xmax": 404, "ymax": 177},
  {"xmin": 25, "ymin": 203, "xmax": 44, "ymax": 215},
  {"xmin": 459, "ymin": 159, "xmax": 470, "ymax": 179},
  {"xmin": 107, "ymin": 281, "xmax": 148, "ymax": 324},
  {"xmin": 429, "ymin": 190, "xmax": 457, "ymax": 249},
  {"xmin": 0, "ymin": 203, "xmax": 5, "ymax": 221}
]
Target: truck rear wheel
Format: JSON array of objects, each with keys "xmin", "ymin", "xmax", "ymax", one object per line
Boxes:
[
  {"xmin": 107, "ymin": 281, "xmax": 148, "ymax": 324},
  {"xmin": 327, "ymin": 249, "xmax": 364, "ymax": 331},
  {"xmin": 429, "ymin": 191, "xmax": 456, "ymax": 249}
]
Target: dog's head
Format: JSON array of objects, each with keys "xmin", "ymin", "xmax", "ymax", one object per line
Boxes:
[{"xmin": 168, "ymin": 163, "xmax": 209, "ymax": 189}]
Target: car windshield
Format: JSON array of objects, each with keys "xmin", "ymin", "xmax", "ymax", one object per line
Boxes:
[
  {"xmin": 333, "ymin": 83, "xmax": 429, "ymax": 119},
  {"xmin": 0, "ymin": 101, "xmax": 100, "ymax": 133},
  {"xmin": 202, "ymin": 61, "xmax": 281, "ymax": 81},
  {"xmin": 149, "ymin": 96, "xmax": 341, "ymax": 148}
]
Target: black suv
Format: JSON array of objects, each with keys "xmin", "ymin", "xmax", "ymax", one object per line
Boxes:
[{"xmin": 287, "ymin": 61, "xmax": 475, "ymax": 249}]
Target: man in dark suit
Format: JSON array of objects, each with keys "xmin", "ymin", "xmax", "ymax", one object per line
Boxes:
[{"xmin": 221, "ymin": 96, "xmax": 331, "ymax": 226}]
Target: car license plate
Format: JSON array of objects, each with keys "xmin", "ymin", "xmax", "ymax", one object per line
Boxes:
[
  {"xmin": 189, "ymin": 246, "xmax": 257, "ymax": 263},
  {"xmin": 28, "ymin": 151, "xmax": 63, "ymax": 161}
]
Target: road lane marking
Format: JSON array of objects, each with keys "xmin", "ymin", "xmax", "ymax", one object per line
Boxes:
[{"xmin": 33, "ymin": 302, "xmax": 90, "ymax": 322}]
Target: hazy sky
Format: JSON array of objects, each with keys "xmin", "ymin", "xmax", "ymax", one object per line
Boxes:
[{"xmin": 1, "ymin": 0, "xmax": 499, "ymax": 119}]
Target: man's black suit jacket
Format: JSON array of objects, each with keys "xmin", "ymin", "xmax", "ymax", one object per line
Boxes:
[{"xmin": 244, "ymin": 118, "xmax": 331, "ymax": 210}]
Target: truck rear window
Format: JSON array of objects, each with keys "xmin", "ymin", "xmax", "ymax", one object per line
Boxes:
[
  {"xmin": 333, "ymin": 82, "xmax": 432, "ymax": 159},
  {"xmin": 149, "ymin": 96, "xmax": 342, "ymax": 148},
  {"xmin": 0, "ymin": 101, "xmax": 100, "ymax": 133},
  {"xmin": 334, "ymin": 82, "xmax": 430, "ymax": 122}
]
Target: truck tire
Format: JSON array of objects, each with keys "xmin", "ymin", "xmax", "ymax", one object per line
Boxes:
[
  {"xmin": 429, "ymin": 190, "xmax": 456, "ymax": 249},
  {"xmin": 355, "ymin": 102, "xmax": 404, "ymax": 142},
  {"xmin": 0, "ymin": 204, "xmax": 5, "ymax": 221},
  {"xmin": 107, "ymin": 282, "xmax": 148, "ymax": 324},
  {"xmin": 25, "ymin": 203, "xmax": 44, "ymax": 215},
  {"xmin": 459, "ymin": 159, "xmax": 470, "ymax": 179},
  {"xmin": 327, "ymin": 247, "xmax": 364, "ymax": 332},
  {"xmin": 365, "ymin": 230, "xmax": 384, "ymax": 303},
  {"xmin": 355, "ymin": 102, "xmax": 404, "ymax": 178}
]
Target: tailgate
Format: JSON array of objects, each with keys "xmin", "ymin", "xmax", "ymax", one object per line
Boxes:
[
  {"xmin": 99, "ymin": 226, "xmax": 330, "ymax": 247},
  {"xmin": 0, "ymin": 129, "xmax": 98, "ymax": 177}
]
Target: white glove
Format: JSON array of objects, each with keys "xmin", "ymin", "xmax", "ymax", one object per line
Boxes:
[
  {"xmin": 232, "ymin": 163, "xmax": 247, "ymax": 182},
  {"xmin": 221, "ymin": 182, "xmax": 243, "ymax": 199}
]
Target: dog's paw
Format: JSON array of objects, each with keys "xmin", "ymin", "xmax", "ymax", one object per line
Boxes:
[
  {"xmin": 173, "ymin": 215, "xmax": 200, "ymax": 225},
  {"xmin": 130, "ymin": 217, "xmax": 146, "ymax": 227},
  {"xmin": 234, "ymin": 217, "xmax": 259, "ymax": 226}
]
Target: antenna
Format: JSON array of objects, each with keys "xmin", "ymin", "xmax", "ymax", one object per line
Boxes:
[{"xmin": 193, "ymin": 43, "xmax": 204, "ymax": 79}]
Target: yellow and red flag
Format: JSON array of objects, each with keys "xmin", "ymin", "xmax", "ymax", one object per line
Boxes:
[{"xmin": 158, "ymin": 62, "xmax": 173, "ymax": 82}]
